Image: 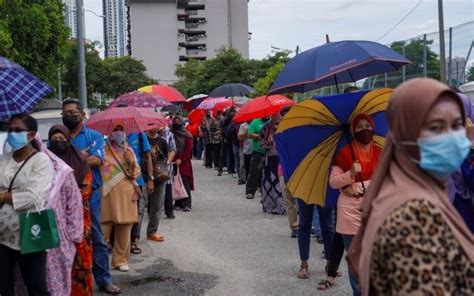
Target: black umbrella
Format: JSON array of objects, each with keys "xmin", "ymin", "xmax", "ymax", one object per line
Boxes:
[{"xmin": 209, "ymin": 83, "xmax": 255, "ymax": 97}]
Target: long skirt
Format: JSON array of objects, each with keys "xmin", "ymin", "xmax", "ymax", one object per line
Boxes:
[{"xmin": 261, "ymin": 155, "xmax": 286, "ymax": 215}]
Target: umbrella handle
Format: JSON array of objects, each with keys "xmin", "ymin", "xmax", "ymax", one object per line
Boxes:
[{"xmin": 343, "ymin": 130, "xmax": 367, "ymax": 194}]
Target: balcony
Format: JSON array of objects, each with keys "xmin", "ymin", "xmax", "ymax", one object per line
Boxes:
[
  {"xmin": 177, "ymin": 0, "xmax": 189, "ymax": 9},
  {"xmin": 178, "ymin": 43, "xmax": 206, "ymax": 50},
  {"xmin": 177, "ymin": 13, "xmax": 189, "ymax": 21},
  {"xmin": 185, "ymin": 17, "xmax": 206, "ymax": 29},
  {"xmin": 179, "ymin": 56, "xmax": 206, "ymax": 62}
]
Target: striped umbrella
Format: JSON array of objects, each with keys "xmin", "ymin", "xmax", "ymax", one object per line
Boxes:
[
  {"xmin": 138, "ymin": 84, "xmax": 186, "ymax": 103},
  {"xmin": 0, "ymin": 56, "xmax": 52, "ymax": 120},
  {"xmin": 196, "ymin": 97, "xmax": 232, "ymax": 111},
  {"xmin": 87, "ymin": 106, "xmax": 167, "ymax": 135}
]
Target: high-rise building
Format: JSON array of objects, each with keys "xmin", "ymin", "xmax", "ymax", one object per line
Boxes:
[
  {"xmin": 103, "ymin": 0, "xmax": 129, "ymax": 58},
  {"xmin": 127, "ymin": 0, "xmax": 250, "ymax": 83},
  {"xmin": 62, "ymin": 0, "xmax": 77, "ymax": 38},
  {"xmin": 449, "ymin": 57, "xmax": 467, "ymax": 84}
]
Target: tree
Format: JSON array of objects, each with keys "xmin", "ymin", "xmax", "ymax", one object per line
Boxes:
[
  {"xmin": 174, "ymin": 48, "xmax": 290, "ymax": 97},
  {"xmin": 468, "ymin": 66, "xmax": 474, "ymax": 82},
  {"xmin": 100, "ymin": 56, "xmax": 155, "ymax": 99},
  {"xmin": 253, "ymin": 62, "xmax": 285, "ymax": 96},
  {"xmin": 0, "ymin": 0, "xmax": 69, "ymax": 92},
  {"xmin": 363, "ymin": 38, "xmax": 441, "ymax": 89}
]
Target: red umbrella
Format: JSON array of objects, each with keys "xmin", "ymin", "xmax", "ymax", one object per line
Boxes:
[
  {"xmin": 138, "ymin": 85, "xmax": 186, "ymax": 103},
  {"xmin": 233, "ymin": 95, "xmax": 295, "ymax": 123},
  {"xmin": 188, "ymin": 109, "xmax": 205, "ymax": 125},
  {"xmin": 186, "ymin": 123, "xmax": 199, "ymax": 137},
  {"xmin": 108, "ymin": 91, "xmax": 171, "ymax": 109},
  {"xmin": 87, "ymin": 107, "xmax": 167, "ymax": 135}
]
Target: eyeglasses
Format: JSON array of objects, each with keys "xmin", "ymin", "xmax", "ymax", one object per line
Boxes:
[
  {"xmin": 61, "ymin": 111, "xmax": 81, "ymax": 116},
  {"xmin": 8, "ymin": 128, "xmax": 30, "ymax": 133}
]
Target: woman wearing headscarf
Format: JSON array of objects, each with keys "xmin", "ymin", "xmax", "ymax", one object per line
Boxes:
[
  {"xmin": 348, "ymin": 78, "xmax": 474, "ymax": 295},
  {"xmin": 101, "ymin": 124, "xmax": 140, "ymax": 272},
  {"xmin": 448, "ymin": 93, "xmax": 474, "ymax": 233},
  {"xmin": 48, "ymin": 125, "xmax": 93, "ymax": 296},
  {"xmin": 201, "ymin": 110, "xmax": 221, "ymax": 169},
  {"xmin": 0, "ymin": 114, "xmax": 53, "ymax": 295},
  {"xmin": 171, "ymin": 116, "xmax": 194, "ymax": 212},
  {"xmin": 317, "ymin": 114, "xmax": 382, "ymax": 294}
]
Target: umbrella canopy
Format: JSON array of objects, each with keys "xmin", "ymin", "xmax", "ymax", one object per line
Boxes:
[
  {"xmin": 196, "ymin": 97, "xmax": 233, "ymax": 111},
  {"xmin": 138, "ymin": 84, "xmax": 186, "ymax": 103},
  {"xmin": 160, "ymin": 104, "xmax": 182, "ymax": 114},
  {"xmin": 275, "ymin": 88, "xmax": 392, "ymax": 207},
  {"xmin": 268, "ymin": 40, "xmax": 411, "ymax": 94},
  {"xmin": 0, "ymin": 56, "xmax": 52, "ymax": 120},
  {"xmin": 233, "ymin": 96, "xmax": 250, "ymax": 107},
  {"xmin": 87, "ymin": 106, "xmax": 167, "ymax": 135},
  {"xmin": 188, "ymin": 109, "xmax": 205, "ymax": 125},
  {"xmin": 209, "ymin": 83, "xmax": 255, "ymax": 97},
  {"xmin": 108, "ymin": 91, "xmax": 171, "ymax": 109},
  {"xmin": 186, "ymin": 94, "xmax": 208, "ymax": 102},
  {"xmin": 233, "ymin": 95, "xmax": 295, "ymax": 123}
]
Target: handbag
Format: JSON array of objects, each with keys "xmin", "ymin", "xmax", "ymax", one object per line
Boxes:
[
  {"xmin": 172, "ymin": 168, "xmax": 188, "ymax": 201},
  {"xmin": 152, "ymin": 144, "xmax": 170, "ymax": 182},
  {"xmin": 110, "ymin": 145, "xmax": 141, "ymax": 201},
  {"xmin": 8, "ymin": 152, "xmax": 60, "ymax": 254}
]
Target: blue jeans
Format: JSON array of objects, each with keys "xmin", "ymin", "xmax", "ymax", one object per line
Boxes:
[
  {"xmin": 312, "ymin": 208, "xmax": 322, "ymax": 236},
  {"xmin": 90, "ymin": 190, "xmax": 112, "ymax": 287},
  {"xmin": 232, "ymin": 144, "xmax": 241, "ymax": 179},
  {"xmin": 341, "ymin": 234, "xmax": 361, "ymax": 296},
  {"xmin": 317, "ymin": 206, "xmax": 335, "ymax": 260}
]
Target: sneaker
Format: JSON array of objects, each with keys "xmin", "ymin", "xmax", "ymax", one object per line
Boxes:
[
  {"xmin": 166, "ymin": 214, "xmax": 175, "ymax": 219},
  {"xmin": 117, "ymin": 265, "xmax": 130, "ymax": 272},
  {"xmin": 246, "ymin": 194, "xmax": 254, "ymax": 199},
  {"xmin": 231, "ymin": 174, "xmax": 237, "ymax": 178},
  {"xmin": 183, "ymin": 207, "xmax": 191, "ymax": 212},
  {"xmin": 310, "ymin": 228, "xmax": 318, "ymax": 237},
  {"xmin": 217, "ymin": 171, "xmax": 223, "ymax": 176},
  {"xmin": 238, "ymin": 180, "xmax": 246, "ymax": 185},
  {"xmin": 316, "ymin": 236, "xmax": 324, "ymax": 244},
  {"xmin": 291, "ymin": 229, "xmax": 298, "ymax": 238}
]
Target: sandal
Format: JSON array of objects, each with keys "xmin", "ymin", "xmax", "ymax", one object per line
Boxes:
[
  {"xmin": 130, "ymin": 242, "xmax": 142, "ymax": 255},
  {"xmin": 99, "ymin": 283, "xmax": 122, "ymax": 294},
  {"xmin": 317, "ymin": 279, "xmax": 335, "ymax": 290},
  {"xmin": 325, "ymin": 265, "xmax": 342, "ymax": 277},
  {"xmin": 297, "ymin": 265, "xmax": 309, "ymax": 279}
]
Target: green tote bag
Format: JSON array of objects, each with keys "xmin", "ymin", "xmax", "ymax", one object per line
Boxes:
[{"xmin": 19, "ymin": 209, "xmax": 60, "ymax": 254}]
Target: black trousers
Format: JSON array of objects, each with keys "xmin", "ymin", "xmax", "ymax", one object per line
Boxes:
[
  {"xmin": 0, "ymin": 244, "xmax": 50, "ymax": 296},
  {"xmin": 205, "ymin": 143, "xmax": 220, "ymax": 168},
  {"xmin": 244, "ymin": 154, "xmax": 252, "ymax": 180},
  {"xmin": 218, "ymin": 141, "xmax": 228, "ymax": 172},
  {"xmin": 174, "ymin": 175, "xmax": 192, "ymax": 209},
  {"xmin": 326, "ymin": 209, "xmax": 344, "ymax": 278},
  {"xmin": 245, "ymin": 152, "xmax": 264, "ymax": 195},
  {"xmin": 164, "ymin": 183, "xmax": 174, "ymax": 217}
]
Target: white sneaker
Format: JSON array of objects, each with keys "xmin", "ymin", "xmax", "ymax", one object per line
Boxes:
[{"xmin": 118, "ymin": 265, "xmax": 130, "ymax": 272}]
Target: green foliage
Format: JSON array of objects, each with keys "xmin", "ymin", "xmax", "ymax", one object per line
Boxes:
[
  {"xmin": 468, "ymin": 66, "xmax": 474, "ymax": 82},
  {"xmin": 174, "ymin": 47, "xmax": 290, "ymax": 98},
  {"xmin": 0, "ymin": 0, "xmax": 69, "ymax": 93},
  {"xmin": 253, "ymin": 62, "xmax": 285, "ymax": 96}
]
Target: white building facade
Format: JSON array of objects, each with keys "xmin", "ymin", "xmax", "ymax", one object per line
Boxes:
[
  {"xmin": 127, "ymin": 0, "xmax": 250, "ymax": 83},
  {"xmin": 103, "ymin": 0, "xmax": 129, "ymax": 57},
  {"xmin": 62, "ymin": 0, "xmax": 77, "ymax": 38}
]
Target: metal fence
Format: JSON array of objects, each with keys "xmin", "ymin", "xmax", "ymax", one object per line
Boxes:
[{"xmin": 294, "ymin": 21, "xmax": 474, "ymax": 101}]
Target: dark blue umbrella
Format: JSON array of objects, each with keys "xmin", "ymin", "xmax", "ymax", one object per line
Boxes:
[
  {"xmin": 0, "ymin": 56, "xmax": 52, "ymax": 120},
  {"xmin": 268, "ymin": 40, "xmax": 411, "ymax": 95},
  {"xmin": 209, "ymin": 83, "xmax": 255, "ymax": 97}
]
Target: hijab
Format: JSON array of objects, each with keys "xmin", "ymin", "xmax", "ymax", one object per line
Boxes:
[
  {"xmin": 347, "ymin": 78, "xmax": 474, "ymax": 296},
  {"xmin": 48, "ymin": 124, "xmax": 90, "ymax": 186},
  {"xmin": 333, "ymin": 114, "xmax": 381, "ymax": 181},
  {"xmin": 447, "ymin": 93, "xmax": 474, "ymax": 202},
  {"xmin": 172, "ymin": 116, "xmax": 192, "ymax": 155}
]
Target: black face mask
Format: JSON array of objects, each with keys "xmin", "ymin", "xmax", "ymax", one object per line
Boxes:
[
  {"xmin": 354, "ymin": 129, "xmax": 374, "ymax": 145},
  {"xmin": 49, "ymin": 140, "xmax": 69, "ymax": 155},
  {"xmin": 62, "ymin": 115, "xmax": 81, "ymax": 130}
]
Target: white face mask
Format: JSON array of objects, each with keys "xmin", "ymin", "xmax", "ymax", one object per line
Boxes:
[{"xmin": 112, "ymin": 131, "xmax": 126, "ymax": 145}]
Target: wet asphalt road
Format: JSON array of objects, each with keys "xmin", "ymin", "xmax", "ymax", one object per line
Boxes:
[{"xmin": 99, "ymin": 160, "xmax": 351, "ymax": 295}]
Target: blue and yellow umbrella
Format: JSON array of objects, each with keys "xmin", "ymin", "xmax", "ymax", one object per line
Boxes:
[{"xmin": 274, "ymin": 88, "xmax": 393, "ymax": 207}]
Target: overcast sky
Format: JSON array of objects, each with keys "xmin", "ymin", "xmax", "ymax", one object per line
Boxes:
[{"xmin": 84, "ymin": 0, "xmax": 473, "ymax": 59}]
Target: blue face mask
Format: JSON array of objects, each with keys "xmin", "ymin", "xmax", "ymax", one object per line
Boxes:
[
  {"xmin": 413, "ymin": 130, "xmax": 471, "ymax": 180},
  {"xmin": 7, "ymin": 131, "xmax": 29, "ymax": 151}
]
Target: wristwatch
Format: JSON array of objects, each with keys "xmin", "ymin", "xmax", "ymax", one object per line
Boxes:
[{"xmin": 149, "ymin": 176, "xmax": 155, "ymax": 181}]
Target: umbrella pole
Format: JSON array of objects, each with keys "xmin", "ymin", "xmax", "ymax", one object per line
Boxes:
[
  {"xmin": 334, "ymin": 75, "xmax": 340, "ymax": 93},
  {"xmin": 343, "ymin": 131, "xmax": 367, "ymax": 193}
]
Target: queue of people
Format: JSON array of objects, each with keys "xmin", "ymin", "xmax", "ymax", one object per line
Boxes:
[{"xmin": 0, "ymin": 98, "xmax": 195, "ymax": 295}]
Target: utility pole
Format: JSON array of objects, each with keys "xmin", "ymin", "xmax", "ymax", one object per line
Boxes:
[
  {"xmin": 448, "ymin": 27, "xmax": 453, "ymax": 85},
  {"xmin": 76, "ymin": 0, "xmax": 88, "ymax": 109},
  {"xmin": 423, "ymin": 34, "xmax": 427, "ymax": 77},
  {"xmin": 438, "ymin": 0, "xmax": 447, "ymax": 83}
]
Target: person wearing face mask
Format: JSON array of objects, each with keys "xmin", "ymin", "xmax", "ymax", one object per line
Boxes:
[
  {"xmin": 61, "ymin": 100, "xmax": 121, "ymax": 294},
  {"xmin": 0, "ymin": 114, "xmax": 54, "ymax": 295},
  {"xmin": 171, "ymin": 116, "xmax": 194, "ymax": 212},
  {"xmin": 101, "ymin": 124, "xmax": 140, "ymax": 272},
  {"xmin": 348, "ymin": 78, "xmax": 474, "ymax": 295},
  {"xmin": 201, "ymin": 110, "xmax": 221, "ymax": 169},
  {"xmin": 316, "ymin": 114, "xmax": 382, "ymax": 294},
  {"xmin": 448, "ymin": 93, "xmax": 474, "ymax": 233},
  {"xmin": 48, "ymin": 125, "xmax": 93, "ymax": 295}
]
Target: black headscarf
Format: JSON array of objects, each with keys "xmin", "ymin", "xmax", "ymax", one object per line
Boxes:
[
  {"xmin": 171, "ymin": 116, "xmax": 192, "ymax": 155},
  {"xmin": 48, "ymin": 124, "xmax": 90, "ymax": 185}
]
